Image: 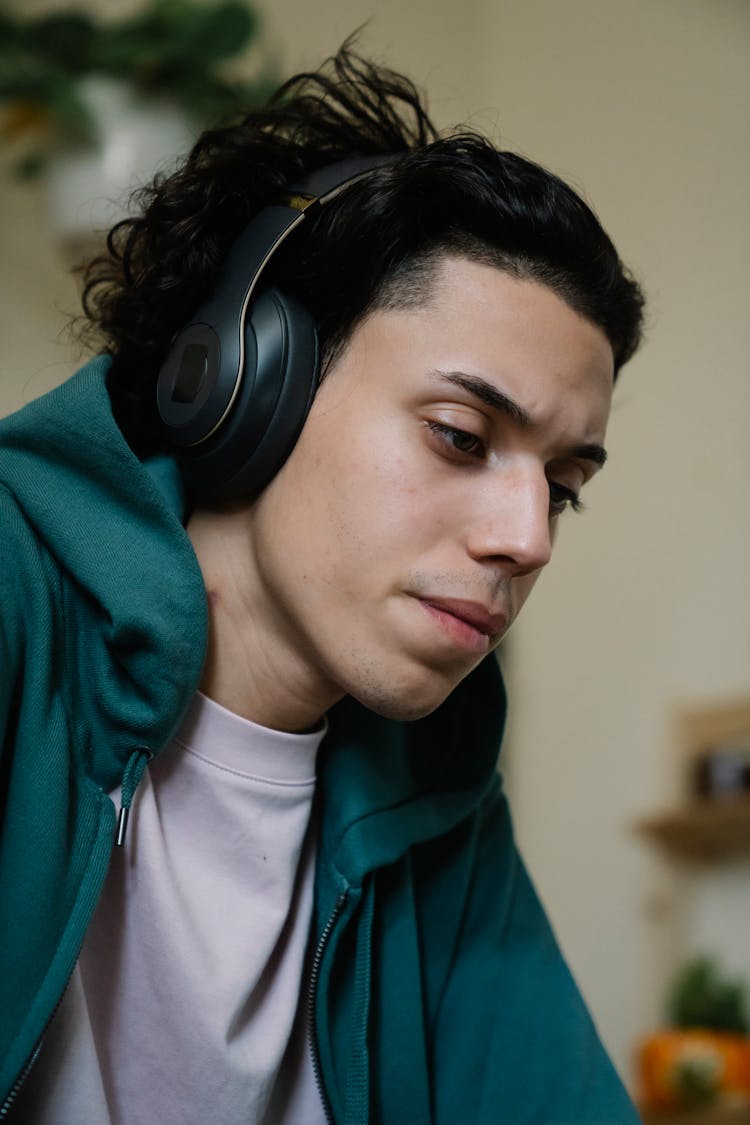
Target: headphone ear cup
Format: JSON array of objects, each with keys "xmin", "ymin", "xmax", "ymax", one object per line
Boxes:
[{"xmin": 179, "ymin": 288, "xmax": 319, "ymax": 501}]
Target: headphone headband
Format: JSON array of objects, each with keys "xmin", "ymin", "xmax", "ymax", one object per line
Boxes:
[{"xmin": 282, "ymin": 154, "xmax": 395, "ymax": 209}]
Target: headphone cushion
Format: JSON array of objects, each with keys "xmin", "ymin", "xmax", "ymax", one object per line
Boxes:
[{"xmin": 180, "ymin": 288, "xmax": 319, "ymax": 500}]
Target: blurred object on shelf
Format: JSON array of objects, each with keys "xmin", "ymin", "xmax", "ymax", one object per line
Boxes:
[
  {"xmin": 675, "ymin": 697, "xmax": 750, "ymax": 802},
  {"xmin": 637, "ymin": 957, "xmax": 750, "ymax": 1115},
  {"xmin": 636, "ymin": 695, "xmax": 750, "ymax": 863},
  {"xmin": 694, "ymin": 747, "xmax": 750, "ymax": 802}
]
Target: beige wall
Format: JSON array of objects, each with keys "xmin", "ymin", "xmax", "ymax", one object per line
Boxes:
[{"xmin": 2, "ymin": 0, "xmax": 749, "ymax": 1094}]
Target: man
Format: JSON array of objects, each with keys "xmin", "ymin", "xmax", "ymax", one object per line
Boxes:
[{"xmin": 0, "ymin": 48, "xmax": 644, "ymax": 1124}]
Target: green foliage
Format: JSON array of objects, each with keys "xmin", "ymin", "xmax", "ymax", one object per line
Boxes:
[
  {"xmin": 668, "ymin": 956, "xmax": 749, "ymax": 1034},
  {"xmin": 0, "ymin": 0, "xmax": 275, "ymax": 138}
]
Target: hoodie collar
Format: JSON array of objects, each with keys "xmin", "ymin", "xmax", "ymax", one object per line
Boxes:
[{"xmin": 318, "ymin": 653, "xmax": 506, "ymax": 885}]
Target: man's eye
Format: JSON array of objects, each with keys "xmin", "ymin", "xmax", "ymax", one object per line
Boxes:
[
  {"xmin": 427, "ymin": 421, "xmax": 484, "ymax": 458},
  {"xmin": 549, "ymin": 482, "xmax": 584, "ymax": 516}
]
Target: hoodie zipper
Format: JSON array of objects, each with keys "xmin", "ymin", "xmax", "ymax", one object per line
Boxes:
[
  {"xmin": 0, "ymin": 974, "xmax": 74, "ymax": 1121},
  {"xmin": 308, "ymin": 890, "xmax": 348, "ymax": 1125}
]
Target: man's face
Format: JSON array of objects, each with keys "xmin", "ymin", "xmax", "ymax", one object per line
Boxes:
[{"xmin": 247, "ymin": 257, "xmax": 614, "ymax": 720}]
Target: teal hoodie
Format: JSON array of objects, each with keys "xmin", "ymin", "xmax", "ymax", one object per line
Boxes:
[{"xmin": 0, "ymin": 356, "xmax": 641, "ymax": 1123}]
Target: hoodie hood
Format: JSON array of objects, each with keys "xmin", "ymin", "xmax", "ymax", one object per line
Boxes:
[{"xmin": 0, "ymin": 355, "xmax": 208, "ymax": 789}]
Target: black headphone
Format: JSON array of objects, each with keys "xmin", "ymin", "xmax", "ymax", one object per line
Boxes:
[{"xmin": 156, "ymin": 155, "xmax": 394, "ymax": 501}]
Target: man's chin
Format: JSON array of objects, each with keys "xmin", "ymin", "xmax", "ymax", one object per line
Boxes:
[
  {"xmin": 365, "ymin": 697, "xmax": 446, "ymax": 722},
  {"xmin": 347, "ymin": 666, "xmax": 473, "ymax": 722}
]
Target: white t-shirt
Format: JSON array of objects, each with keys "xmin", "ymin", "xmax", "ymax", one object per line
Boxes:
[{"xmin": 16, "ymin": 693, "xmax": 330, "ymax": 1125}]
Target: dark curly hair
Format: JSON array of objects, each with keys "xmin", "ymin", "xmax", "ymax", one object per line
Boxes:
[{"xmin": 78, "ymin": 44, "xmax": 644, "ymax": 456}]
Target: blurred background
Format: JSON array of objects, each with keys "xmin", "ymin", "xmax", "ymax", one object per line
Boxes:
[{"xmin": 2, "ymin": 0, "xmax": 749, "ymax": 1116}]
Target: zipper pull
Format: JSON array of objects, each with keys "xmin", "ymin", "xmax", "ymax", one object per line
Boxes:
[{"xmin": 116, "ymin": 746, "xmax": 153, "ymax": 847}]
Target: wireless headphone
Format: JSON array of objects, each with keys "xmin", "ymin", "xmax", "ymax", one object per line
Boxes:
[{"xmin": 156, "ymin": 155, "xmax": 394, "ymax": 501}]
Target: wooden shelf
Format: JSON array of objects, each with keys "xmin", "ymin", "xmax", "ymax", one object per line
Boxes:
[
  {"xmin": 640, "ymin": 1104, "xmax": 750, "ymax": 1125},
  {"xmin": 636, "ymin": 797, "xmax": 750, "ymax": 862}
]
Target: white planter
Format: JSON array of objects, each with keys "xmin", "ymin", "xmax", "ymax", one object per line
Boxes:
[{"xmin": 45, "ymin": 76, "xmax": 198, "ymax": 250}]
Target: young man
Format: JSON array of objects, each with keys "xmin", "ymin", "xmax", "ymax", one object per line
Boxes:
[{"xmin": 0, "ymin": 49, "xmax": 644, "ymax": 1124}]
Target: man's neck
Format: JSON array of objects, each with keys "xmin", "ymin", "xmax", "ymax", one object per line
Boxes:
[{"xmin": 186, "ymin": 505, "xmax": 342, "ymax": 734}]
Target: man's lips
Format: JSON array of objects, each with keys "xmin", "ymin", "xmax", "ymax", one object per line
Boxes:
[{"xmin": 416, "ymin": 596, "xmax": 509, "ymax": 639}]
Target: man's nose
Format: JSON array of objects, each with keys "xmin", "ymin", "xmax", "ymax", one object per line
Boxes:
[{"xmin": 465, "ymin": 465, "xmax": 553, "ymax": 576}]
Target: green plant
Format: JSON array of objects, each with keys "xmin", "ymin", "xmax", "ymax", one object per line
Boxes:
[
  {"xmin": 0, "ymin": 0, "xmax": 276, "ymax": 174},
  {"xmin": 668, "ymin": 956, "xmax": 749, "ymax": 1034}
]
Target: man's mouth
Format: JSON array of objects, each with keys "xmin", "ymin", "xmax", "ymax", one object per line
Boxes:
[{"xmin": 413, "ymin": 595, "xmax": 508, "ymax": 653}]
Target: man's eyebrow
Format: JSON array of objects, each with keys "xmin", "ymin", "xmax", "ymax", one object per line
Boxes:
[
  {"xmin": 430, "ymin": 369, "xmax": 608, "ymax": 467},
  {"xmin": 431, "ymin": 369, "xmax": 532, "ymax": 426}
]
